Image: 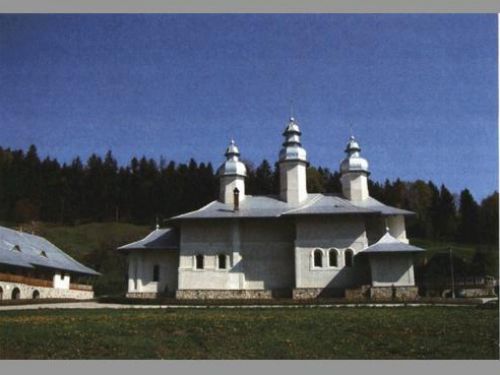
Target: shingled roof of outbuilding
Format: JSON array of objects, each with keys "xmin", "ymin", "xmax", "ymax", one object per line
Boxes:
[
  {"xmin": 117, "ymin": 227, "xmax": 179, "ymax": 251},
  {"xmin": 167, "ymin": 194, "xmax": 414, "ymax": 220},
  {"xmin": 0, "ymin": 225, "xmax": 99, "ymax": 275}
]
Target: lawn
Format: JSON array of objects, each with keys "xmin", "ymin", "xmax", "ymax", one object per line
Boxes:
[{"xmin": 0, "ymin": 306, "xmax": 497, "ymax": 359}]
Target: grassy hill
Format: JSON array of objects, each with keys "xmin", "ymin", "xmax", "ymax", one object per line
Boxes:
[{"xmin": 2, "ymin": 221, "xmax": 151, "ymax": 260}]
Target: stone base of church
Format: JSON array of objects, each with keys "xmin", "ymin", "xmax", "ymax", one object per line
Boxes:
[
  {"xmin": 175, "ymin": 289, "xmax": 273, "ymax": 300},
  {"xmin": 126, "ymin": 292, "xmax": 160, "ymax": 299},
  {"xmin": 345, "ymin": 285, "xmax": 371, "ymax": 300},
  {"xmin": 292, "ymin": 288, "xmax": 344, "ymax": 299},
  {"xmin": 370, "ymin": 286, "xmax": 419, "ymax": 301}
]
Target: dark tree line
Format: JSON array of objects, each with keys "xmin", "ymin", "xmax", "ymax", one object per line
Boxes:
[{"xmin": 0, "ymin": 145, "xmax": 497, "ymax": 246}]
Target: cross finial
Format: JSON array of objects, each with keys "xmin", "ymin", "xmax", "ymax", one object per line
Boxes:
[{"xmin": 290, "ymin": 99, "xmax": 294, "ymax": 120}]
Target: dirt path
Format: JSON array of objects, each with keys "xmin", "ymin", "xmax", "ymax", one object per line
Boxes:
[{"xmin": 1, "ymin": 299, "xmax": 495, "ymax": 311}]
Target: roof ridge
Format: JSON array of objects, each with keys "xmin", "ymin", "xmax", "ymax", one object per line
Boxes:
[
  {"xmin": 170, "ymin": 200, "xmax": 219, "ymax": 219},
  {"xmin": 282, "ymin": 194, "xmax": 323, "ymax": 215}
]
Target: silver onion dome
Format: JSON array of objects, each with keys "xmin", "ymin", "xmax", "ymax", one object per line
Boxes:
[
  {"xmin": 218, "ymin": 140, "xmax": 247, "ymax": 177},
  {"xmin": 279, "ymin": 117, "xmax": 308, "ymax": 163},
  {"xmin": 340, "ymin": 136, "xmax": 369, "ymax": 174}
]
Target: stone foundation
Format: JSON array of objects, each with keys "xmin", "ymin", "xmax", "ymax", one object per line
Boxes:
[
  {"xmin": 345, "ymin": 285, "xmax": 371, "ymax": 301},
  {"xmin": 176, "ymin": 289, "xmax": 273, "ymax": 300},
  {"xmin": 457, "ymin": 287, "xmax": 496, "ymax": 298},
  {"xmin": 0, "ymin": 281, "xmax": 94, "ymax": 300},
  {"xmin": 292, "ymin": 288, "xmax": 344, "ymax": 299},
  {"xmin": 370, "ymin": 286, "xmax": 419, "ymax": 301},
  {"xmin": 126, "ymin": 292, "xmax": 160, "ymax": 299}
]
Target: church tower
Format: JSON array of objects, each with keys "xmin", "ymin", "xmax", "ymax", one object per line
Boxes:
[
  {"xmin": 340, "ymin": 135, "xmax": 370, "ymax": 201},
  {"xmin": 279, "ymin": 117, "xmax": 308, "ymax": 204},
  {"xmin": 218, "ymin": 140, "xmax": 247, "ymax": 205}
]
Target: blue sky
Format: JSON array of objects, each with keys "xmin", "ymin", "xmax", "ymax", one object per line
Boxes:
[{"xmin": 0, "ymin": 14, "xmax": 497, "ymax": 200}]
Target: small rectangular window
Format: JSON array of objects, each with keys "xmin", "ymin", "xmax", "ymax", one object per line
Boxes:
[
  {"xmin": 196, "ymin": 254, "xmax": 204, "ymax": 269},
  {"xmin": 218, "ymin": 254, "xmax": 227, "ymax": 269},
  {"xmin": 153, "ymin": 265, "xmax": 160, "ymax": 282}
]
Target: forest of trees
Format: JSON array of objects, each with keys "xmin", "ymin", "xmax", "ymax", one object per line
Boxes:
[{"xmin": 0, "ymin": 145, "xmax": 498, "ymax": 246}]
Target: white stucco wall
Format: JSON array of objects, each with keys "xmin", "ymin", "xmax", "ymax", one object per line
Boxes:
[
  {"xmin": 341, "ymin": 172, "xmax": 369, "ymax": 201},
  {"xmin": 178, "ymin": 219, "xmax": 295, "ymax": 290},
  {"xmin": 219, "ymin": 175, "xmax": 246, "ymax": 205},
  {"xmin": 386, "ymin": 215, "xmax": 408, "ymax": 243},
  {"xmin": 279, "ymin": 162, "xmax": 308, "ymax": 204},
  {"xmin": 369, "ymin": 254, "xmax": 415, "ymax": 286},
  {"xmin": 365, "ymin": 215, "xmax": 408, "ymax": 245},
  {"xmin": 53, "ymin": 272, "xmax": 70, "ymax": 289},
  {"xmin": 127, "ymin": 250, "xmax": 179, "ymax": 295},
  {"xmin": 294, "ymin": 216, "xmax": 371, "ymax": 289}
]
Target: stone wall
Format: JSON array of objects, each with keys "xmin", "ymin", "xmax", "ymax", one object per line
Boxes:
[
  {"xmin": 0, "ymin": 281, "xmax": 94, "ymax": 300},
  {"xmin": 292, "ymin": 288, "xmax": 344, "ymax": 299},
  {"xmin": 457, "ymin": 287, "xmax": 496, "ymax": 298},
  {"xmin": 176, "ymin": 289, "xmax": 273, "ymax": 300},
  {"xmin": 345, "ymin": 285, "xmax": 371, "ymax": 300},
  {"xmin": 370, "ymin": 286, "xmax": 419, "ymax": 301},
  {"xmin": 126, "ymin": 292, "xmax": 159, "ymax": 299}
]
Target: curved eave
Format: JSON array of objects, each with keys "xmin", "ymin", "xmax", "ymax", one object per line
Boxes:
[
  {"xmin": 0, "ymin": 259, "xmax": 35, "ymax": 269},
  {"xmin": 118, "ymin": 246, "xmax": 179, "ymax": 252}
]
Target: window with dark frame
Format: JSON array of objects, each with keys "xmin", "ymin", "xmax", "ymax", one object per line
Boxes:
[
  {"xmin": 196, "ymin": 254, "xmax": 204, "ymax": 269},
  {"xmin": 345, "ymin": 249, "xmax": 353, "ymax": 267},
  {"xmin": 329, "ymin": 250, "xmax": 338, "ymax": 267},
  {"xmin": 218, "ymin": 254, "xmax": 227, "ymax": 269},
  {"xmin": 153, "ymin": 265, "xmax": 160, "ymax": 282},
  {"xmin": 313, "ymin": 249, "xmax": 323, "ymax": 268}
]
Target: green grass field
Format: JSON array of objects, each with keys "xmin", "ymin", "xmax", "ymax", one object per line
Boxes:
[{"xmin": 0, "ymin": 307, "xmax": 497, "ymax": 359}]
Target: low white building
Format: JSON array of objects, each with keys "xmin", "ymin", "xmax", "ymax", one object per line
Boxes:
[
  {"xmin": 0, "ymin": 225, "xmax": 98, "ymax": 300},
  {"xmin": 119, "ymin": 117, "xmax": 425, "ymax": 300}
]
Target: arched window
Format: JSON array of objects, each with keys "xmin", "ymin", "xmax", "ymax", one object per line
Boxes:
[
  {"xmin": 11, "ymin": 287, "xmax": 20, "ymax": 300},
  {"xmin": 345, "ymin": 249, "xmax": 354, "ymax": 268},
  {"xmin": 313, "ymin": 249, "xmax": 323, "ymax": 268},
  {"xmin": 0, "ymin": 286, "xmax": 3, "ymax": 300},
  {"xmin": 32, "ymin": 290, "xmax": 40, "ymax": 299},
  {"xmin": 218, "ymin": 254, "xmax": 227, "ymax": 270},
  {"xmin": 195, "ymin": 254, "xmax": 204, "ymax": 270},
  {"xmin": 153, "ymin": 265, "xmax": 160, "ymax": 282},
  {"xmin": 329, "ymin": 249, "xmax": 338, "ymax": 267}
]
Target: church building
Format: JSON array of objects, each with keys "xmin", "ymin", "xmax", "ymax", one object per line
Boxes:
[{"xmin": 118, "ymin": 117, "xmax": 425, "ymax": 300}]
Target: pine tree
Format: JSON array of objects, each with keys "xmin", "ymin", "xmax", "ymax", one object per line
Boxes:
[{"xmin": 457, "ymin": 189, "xmax": 479, "ymax": 244}]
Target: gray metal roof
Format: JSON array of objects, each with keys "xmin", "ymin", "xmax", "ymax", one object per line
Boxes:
[
  {"xmin": 283, "ymin": 195, "xmax": 382, "ymax": 216},
  {"xmin": 350, "ymin": 197, "xmax": 414, "ymax": 215},
  {"xmin": 168, "ymin": 193, "xmax": 415, "ymax": 220},
  {"xmin": 361, "ymin": 232, "xmax": 425, "ymax": 254},
  {"xmin": 0, "ymin": 226, "xmax": 99, "ymax": 275},
  {"xmin": 117, "ymin": 227, "xmax": 179, "ymax": 251}
]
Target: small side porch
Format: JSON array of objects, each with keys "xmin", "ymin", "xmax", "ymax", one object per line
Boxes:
[{"xmin": 347, "ymin": 231, "xmax": 425, "ymax": 301}]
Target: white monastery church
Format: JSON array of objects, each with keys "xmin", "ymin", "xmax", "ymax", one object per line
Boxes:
[{"xmin": 119, "ymin": 117, "xmax": 425, "ymax": 300}]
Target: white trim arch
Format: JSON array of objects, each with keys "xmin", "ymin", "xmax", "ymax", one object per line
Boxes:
[{"xmin": 311, "ymin": 248, "xmax": 324, "ymax": 269}]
